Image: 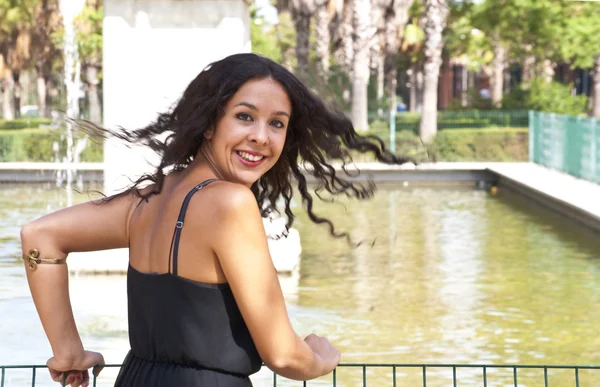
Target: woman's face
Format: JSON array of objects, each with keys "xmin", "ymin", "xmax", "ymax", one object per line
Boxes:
[{"xmin": 204, "ymin": 77, "xmax": 291, "ymax": 187}]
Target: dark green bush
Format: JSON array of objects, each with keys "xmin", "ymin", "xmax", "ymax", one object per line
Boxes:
[
  {"xmin": 361, "ymin": 125, "xmax": 528, "ymax": 162},
  {"xmin": 392, "ymin": 110, "xmax": 529, "ymax": 132},
  {"xmin": 432, "ymin": 128, "xmax": 528, "ymax": 161},
  {"xmin": 0, "ymin": 118, "xmax": 54, "ymax": 130},
  {"xmin": 0, "ymin": 129, "xmax": 103, "ymax": 162}
]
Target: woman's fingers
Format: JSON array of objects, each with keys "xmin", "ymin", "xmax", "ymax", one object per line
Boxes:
[
  {"xmin": 81, "ymin": 370, "xmax": 90, "ymax": 387},
  {"xmin": 69, "ymin": 372, "xmax": 82, "ymax": 387}
]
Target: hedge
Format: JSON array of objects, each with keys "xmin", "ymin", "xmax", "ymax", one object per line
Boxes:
[
  {"xmin": 0, "ymin": 118, "xmax": 54, "ymax": 130},
  {"xmin": 0, "ymin": 126, "xmax": 528, "ymax": 164},
  {"xmin": 360, "ymin": 126, "xmax": 528, "ymax": 162},
  {"xmin": 0, "ymin": 128, "xmax": 103, "ymax": 162},
  {"xmin": 432, "ymin": 128, "xmax": 528, "ymax": 161},
  {"xmin": 389, "ymin": 110, "xmax": 529, "ymax": 132}
]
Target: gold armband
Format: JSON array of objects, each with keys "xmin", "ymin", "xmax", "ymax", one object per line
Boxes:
[{"xmin": 22, "ymin": 249, "xmax": 67, "ymax": 271}]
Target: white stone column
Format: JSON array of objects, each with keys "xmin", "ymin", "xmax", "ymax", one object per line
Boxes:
[
  {"xmin": 103, "ymin": 0, "xmax": 251, "ymax": 195},
  {"xmin": 69, "ymin": 0, "xmax": 250, "ymax": 274}
]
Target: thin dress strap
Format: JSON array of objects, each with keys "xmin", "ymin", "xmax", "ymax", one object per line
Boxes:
[{"xmin": 168, "ymin": 178, "xmax": 218, "ymax": 275}]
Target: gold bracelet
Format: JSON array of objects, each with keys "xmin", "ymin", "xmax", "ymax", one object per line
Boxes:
[{"xmin": 22, "ymin": 249, "xmax": 67, "ymax": 271}]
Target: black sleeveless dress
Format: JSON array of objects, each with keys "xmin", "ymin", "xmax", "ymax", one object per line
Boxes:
[{"xmin": 114, "ymin": 179, "xmax": 262, "ymax": 386}]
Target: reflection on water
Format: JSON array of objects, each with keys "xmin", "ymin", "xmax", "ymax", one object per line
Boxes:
[{"xmin": 1, "ymin": 183, "xmax": 599, "ymax": 387}]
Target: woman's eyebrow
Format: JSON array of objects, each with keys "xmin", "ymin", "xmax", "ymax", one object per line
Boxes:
[{"xmin": 234, "ymin": 102, "xmax": 290, "ymax": 118}]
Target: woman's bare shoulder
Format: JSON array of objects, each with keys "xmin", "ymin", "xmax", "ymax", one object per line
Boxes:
[{"xmin": 205, "ymin": 181, "xmax": 260, "ymax": 215}]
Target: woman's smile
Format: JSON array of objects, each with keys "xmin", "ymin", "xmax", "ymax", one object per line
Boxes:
[{"xmin": 235, "ymin": 150, "xmax": 267, "ymax": 167}]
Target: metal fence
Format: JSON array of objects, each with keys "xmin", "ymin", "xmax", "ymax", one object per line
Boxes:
[
  {"xmin": 2, "ymin": 363, "xmax": 600, "ymax": 387},
  {"xmin": 529, "ymin": 111, "xmax": 599, "ymax": 184}
]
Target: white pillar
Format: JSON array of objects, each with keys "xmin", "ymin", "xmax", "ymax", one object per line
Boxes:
[
  {"xmin": 69, "ymin": 0, "xmax": 250, "ymax": 274},
  {"xmin": 103, "ymin": 0, "xmax": 251, "ymax": 195}
]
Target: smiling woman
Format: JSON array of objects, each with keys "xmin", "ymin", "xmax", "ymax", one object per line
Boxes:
[
  {"xmin": 19, "ymin": 53, "xmax": 411, "ymax": 387},
  {"xmin": 204, "ymin": 78, "xmax": 290, "ymax": 187}
]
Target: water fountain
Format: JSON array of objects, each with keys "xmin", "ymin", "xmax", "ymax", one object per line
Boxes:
[{"xmin": 58, "ymin": 0, "xmax": 87, "ymax": 207}]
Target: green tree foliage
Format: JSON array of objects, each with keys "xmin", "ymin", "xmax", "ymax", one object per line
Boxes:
[
  {"xmin": 75, "ymin": 0, "xmax": 102, "ymax": 71},
  {"xmin": 503, "ymin": 78, "xmax": 588, "ymax": 116},
  {"xmin": 560, "ymin": 2, "xmax": 600, "ymax": 70},
  {"xmin": 250, "ymin": 4, "xmax": 296, "ymax": 68}
]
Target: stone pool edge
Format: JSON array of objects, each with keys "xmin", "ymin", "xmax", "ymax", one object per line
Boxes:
[{"xmin": 2, "ymin": 161, "xmax": 599, "ymax": 234}]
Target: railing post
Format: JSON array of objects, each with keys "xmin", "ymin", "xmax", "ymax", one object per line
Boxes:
[
  {"xmin": 591, "ymin": 118, "xmax": 597, "ymax": 183},
  {"xmin": 550, "ymin": 112, "xmax": 558, "ymax": 169},
  {"xmin": 528, "ymin": 110, "xmax": 535, "ymax": 162},
  {"xmin": 389, "ymin": 109, "xmax": 397, "ymax": 154}
]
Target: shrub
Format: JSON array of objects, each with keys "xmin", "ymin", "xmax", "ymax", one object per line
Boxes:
[
  {"xmin": 392, "ymin": 110, "xmax": 529, "ymax": 132},
  {"xmin": 0, "ymin": 118, "xmax": 54, "ymax": 130},
  {"xmin": 432, "ymin": 128, "xmax": 528, "ymax": 161},
  {"xmin": 362, "ymin": 125, "xmax": 528, "ymax": 162},
  {"xmin": 0, "ymin": 128, "xmax": 103, "ymax": 162}
]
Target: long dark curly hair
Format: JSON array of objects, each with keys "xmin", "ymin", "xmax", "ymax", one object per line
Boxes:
[{"xmin": 78, "ymin": 53, "xmax": 411, "ymax": 243}]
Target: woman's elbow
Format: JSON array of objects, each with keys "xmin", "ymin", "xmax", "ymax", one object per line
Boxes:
[{"xmin": 20, "ymin": 221, "xmax": 44, "ymax": 246}]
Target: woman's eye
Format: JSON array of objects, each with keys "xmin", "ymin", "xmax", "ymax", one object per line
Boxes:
[
  {"xmin": 237, "ymin": 113, "xmax": 253, "ymax": 122},
  {"xmin": 270, "ymin": 120, "xmax": 285, "ymax": 129}
]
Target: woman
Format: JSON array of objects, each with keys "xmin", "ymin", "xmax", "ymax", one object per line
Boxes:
[{"xmin": 20, "ymin": 53, "xmax": 409, "ymax": 387}]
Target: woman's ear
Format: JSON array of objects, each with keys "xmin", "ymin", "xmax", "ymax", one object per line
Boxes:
[{"xmin": 203, "ymin": 128, "xmax": 214, "ymax": 140}]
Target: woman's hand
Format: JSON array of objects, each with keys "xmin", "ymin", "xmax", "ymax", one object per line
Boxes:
[
  {"xmin": 47, "ymin": 351, "xmax": 104, "ymax": 387},
  {"xmin": 304, "ymin": 334, "xmax": 341, "ymax": 376}
]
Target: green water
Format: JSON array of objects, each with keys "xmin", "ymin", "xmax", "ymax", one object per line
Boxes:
[{"xmin": 1, "ymin": 182, "xmax": 599, "ymax": 386}]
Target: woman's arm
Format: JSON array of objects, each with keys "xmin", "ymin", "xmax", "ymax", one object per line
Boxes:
[
  {"xmin": 207, "ymin": 183, "xmax": 340, "ymax": 381},
  {"xmin": 20, "ymin": 191, "xmax": 139, "ymax": 368}
]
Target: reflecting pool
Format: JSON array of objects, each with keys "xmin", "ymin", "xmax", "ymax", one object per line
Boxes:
[{"xmin": 1, "ymin": 182, "xmax": 599, "ymax": 386}]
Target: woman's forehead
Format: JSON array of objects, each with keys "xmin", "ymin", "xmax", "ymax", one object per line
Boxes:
[{"xmin": 228, "ymin": 78, "xmax": 291, "ymax": 113}]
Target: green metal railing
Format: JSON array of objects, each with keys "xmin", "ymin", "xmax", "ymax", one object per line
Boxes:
[
  {"xmin": 529, "ymin": 111, "xmax": 599, "ymax": 184},
  {"xmin": 2, "ymin": 363, "xmax": 600, "ymax": 387}
]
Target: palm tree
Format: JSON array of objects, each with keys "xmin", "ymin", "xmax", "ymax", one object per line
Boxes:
[
  {"xmin": 419, "ymin": 0, "xmax": 448, "ymax": 143},
  {"xmin": 385, "ymin": 0, "xmax": 414, "ymax": 112},
  {"xmin": 75, "ymin": 0, "xmax": 102, "ymax": 124},
  {"xmin": 315, "ymin": 0, "xmax": 333, "ymax": 84},
  {"xmin": 351, "ymin": 0, "xmax": 370, "ymax": 131},
  {"xmin": 0, "ymin": 0, "xmax": 36, "ymax": 119},
  {"xmin": 31, "ymin": 0, "xmax": 63, "ymax": 118},
  {"xmin": 290, "ymin": 0, "xmax": 315, "ymax": 81},
  {"xmin": 370, "ymin": 0, "xmax": 389, "ymax": 108}
]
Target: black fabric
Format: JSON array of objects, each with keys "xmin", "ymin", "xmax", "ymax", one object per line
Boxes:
[{"xmin": 114, "ymin": 179, "xmax": 261, "ymax": 386}]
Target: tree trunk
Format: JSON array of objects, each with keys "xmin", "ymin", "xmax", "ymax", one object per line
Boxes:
[
  {"xmin": 491, "ymin": 38, "xmax": 505, "ymax": 108},
  {"xmin": 409, "ymin": 61, "xmax": 424, "ymax": 112},
  {"xmin": 522, "ymin": 55, "xmax": 536, "ymax": 86},
  {"xmin": 315, "ymin": 1, "xmax": 331, "ymax": 84},
  {"xmin": 85, "ymin": 65, "xmax": 102, "ymax": 124},
  {"xmin": 290, "ymin": 3, "xmax": 311, "ymax": 82},
  {"xmin": 351, "ymin": 0, "xmax": 370, "ymax": 131},
  {"xmin": 2, "ymin": 76, "xmax": 15, "ymax": 120},
  {"xmin": 13, "ymin": 72, "xmax": 21, "ymax": 119},
  {"xmin": 385, "ymin": 0, "xmax": 414, "ymax": 113},
  {"xmin": 376, "ymin": 54, "xmax": 385, "ymax": 104},
  {"xmin": 371, "ymin": 0, "xmax": 387, "ymax": 107},
  {"xmin": 593, "ymin": 56, "xmax": 600, "ymax": 119},
  {"xmin": 541, "ymin": 59, "xmax": 555, "ymax": 83},
  {"xmin": 333, "ymin": 0, "xmax": 354, "ymax": 73},
  {"xmin": 419, "ymin": 0, "xmax": 448, "ymax": 144},
  {"xmin": 36, "ymin": 74, "xmax": 47, "ymax": 118}
]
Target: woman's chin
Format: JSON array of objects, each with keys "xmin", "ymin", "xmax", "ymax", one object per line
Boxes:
[{"xmin": 230, "ymin": 172, "xmax": 262, "ymax": 188}]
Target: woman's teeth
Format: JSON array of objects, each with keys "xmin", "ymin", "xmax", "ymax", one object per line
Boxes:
[{"xmin": 237, "ymin": 151, "xmax": 264, "ymax": 162}]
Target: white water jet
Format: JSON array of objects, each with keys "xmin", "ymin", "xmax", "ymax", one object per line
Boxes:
[{"xmin": 59, "ymin": 0, "xmax": 86, "ymax": 206}]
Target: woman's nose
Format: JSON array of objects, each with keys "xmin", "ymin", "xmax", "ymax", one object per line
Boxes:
[{"xmin": 249, "ymin": 122, "xmax": 269, "ymax": 145}]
